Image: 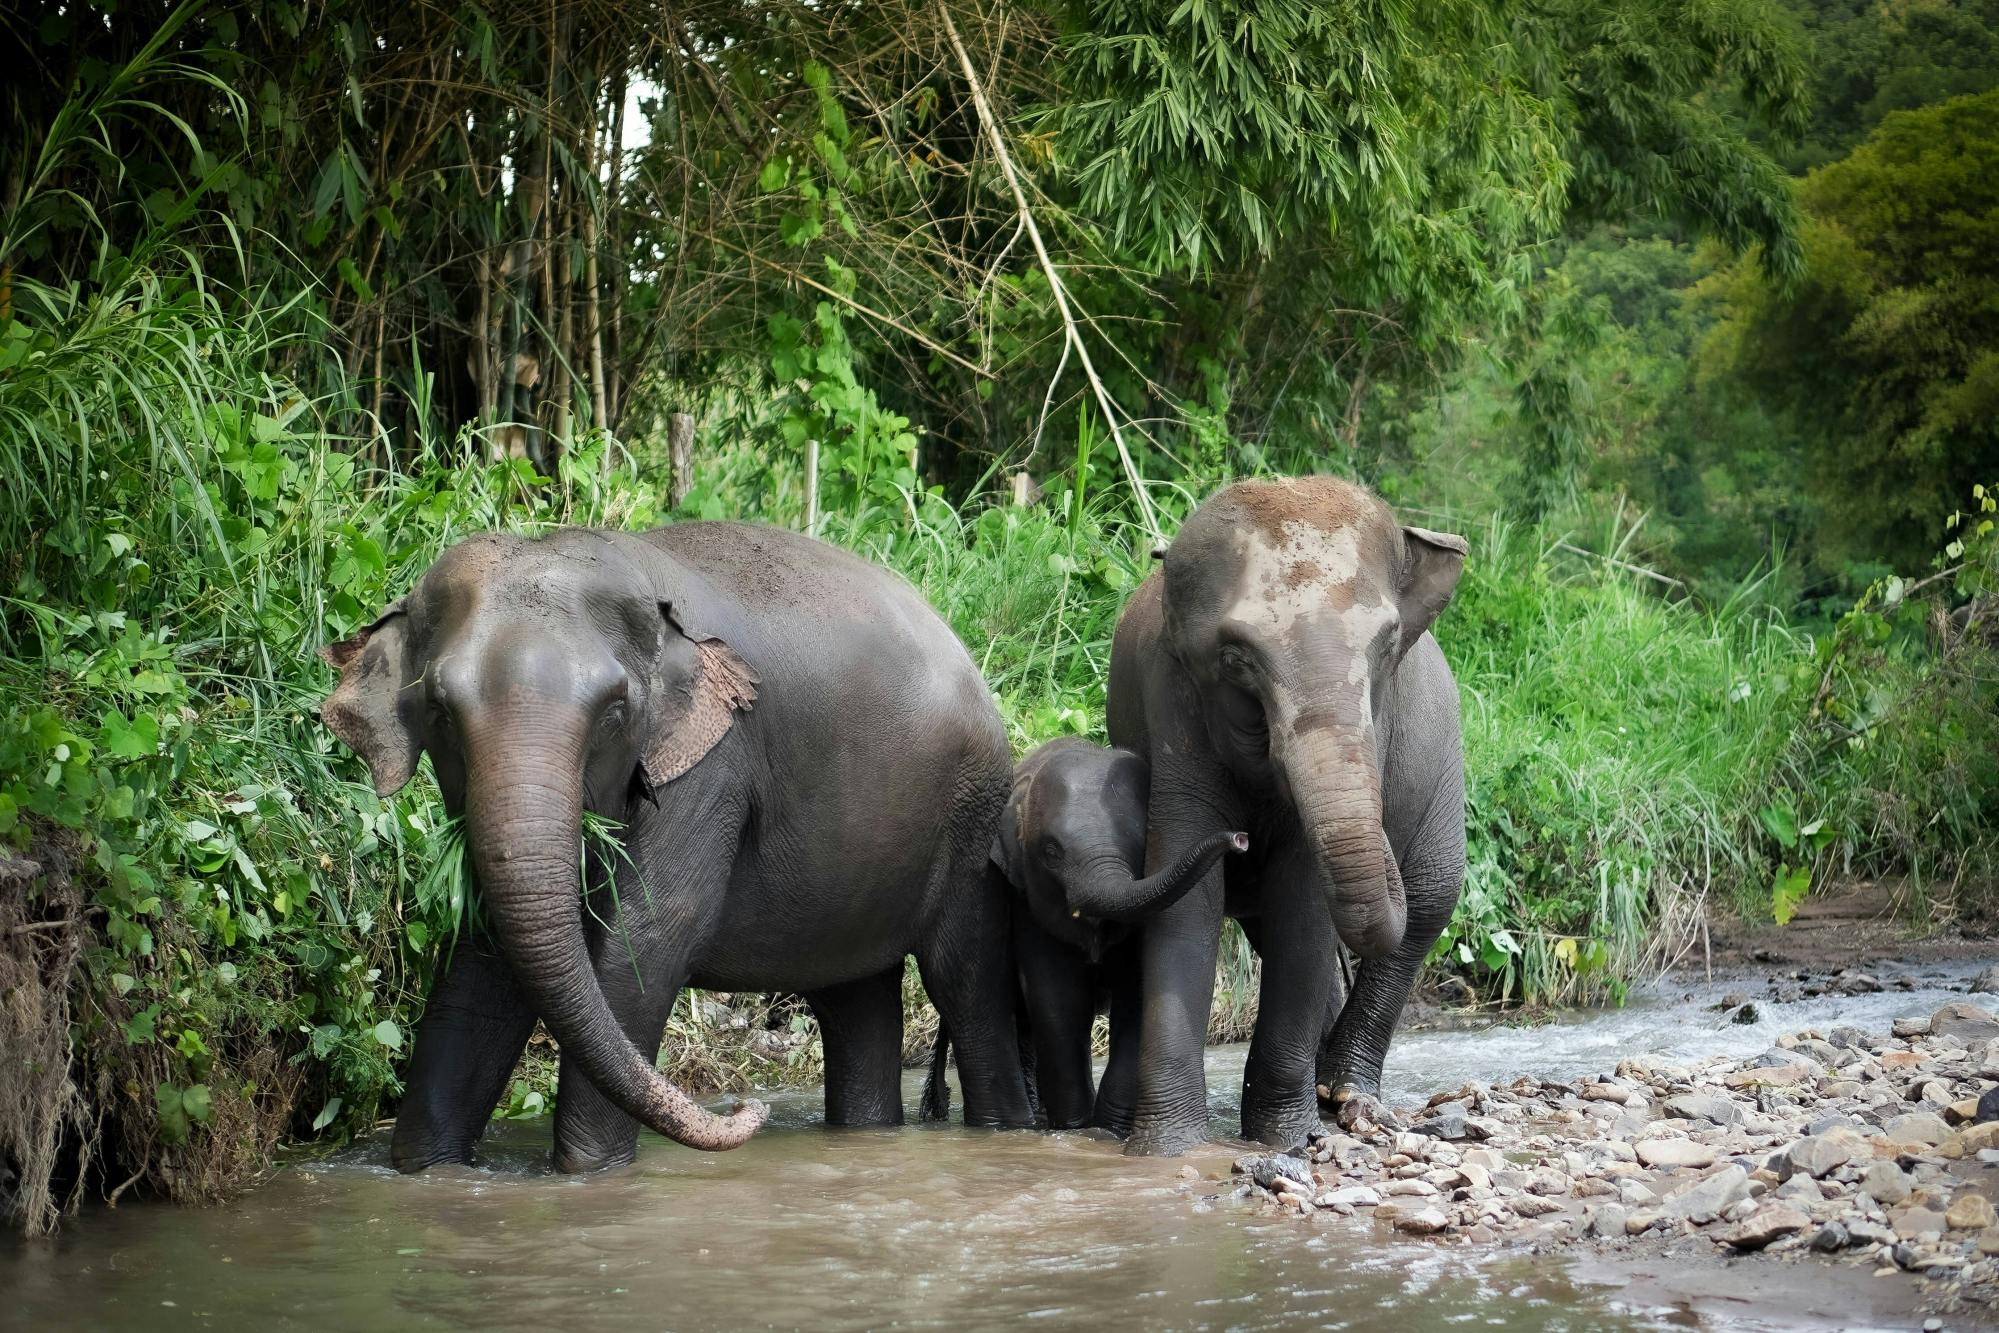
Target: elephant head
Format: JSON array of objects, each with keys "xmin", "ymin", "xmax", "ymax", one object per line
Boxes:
[
  {"xmin": 995, "ymin": 738, "xmax": 1247, "ymax": 958},
  {"xmin": 1160, "ymin": 477, "xmax": 1467, "ymax": 960},
  {"xmin": 318, "ymin": 530, "xmax": 768, "ymax": 1151}
]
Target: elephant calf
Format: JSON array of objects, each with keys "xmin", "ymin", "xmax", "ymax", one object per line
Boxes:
[
  {"xmin": 922, "ymin": 738, "xmax": 1245, "ymax": 1130},
  {"xmin": 319, "ymin": 523, "xmax": 1034, "ymax": 1173},
  {"xmin": 1107, "ymin": 476, "xmax": 1469, "ymax": 1154}
]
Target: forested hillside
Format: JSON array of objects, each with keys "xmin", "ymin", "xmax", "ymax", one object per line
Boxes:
[{"xmin": 2, "ymin": 0, "xmax": 1994, "ymax": 1234}]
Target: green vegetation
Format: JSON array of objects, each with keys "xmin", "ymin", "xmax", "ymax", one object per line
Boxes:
[{"xmin": 3, "ymin": 0, "xmax": 1997, "ymax": 1236}]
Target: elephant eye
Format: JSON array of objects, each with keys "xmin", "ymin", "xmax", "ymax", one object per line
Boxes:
[
  {"xmin": 1041, "ymin": 837, "xmax": 1065, "ymax": 866},
  {"xmin": 1218, "ymin": 643, "xmax": 1255, "ymax": 683},
  {"xmin": 598, "ymin": 700, "xmax": 629, "ymax": 733}
]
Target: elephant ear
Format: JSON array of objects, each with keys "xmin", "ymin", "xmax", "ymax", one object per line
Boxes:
[
  {"xmin": 642, "ymin": 602, "xmax": 761, "ymax": 788},
  {"xmin": 318, "ymin": 599, "xmax": 421, "ymax": 797},
  {"xmin": 989, "ymin": 780, "xmax": 1032, "ymax": 888},
  {"xmin": 1397, "ymin": 525, "xmax": 1469, "ymax": 655}
]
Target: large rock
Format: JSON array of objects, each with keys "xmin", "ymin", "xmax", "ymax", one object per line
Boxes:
[
  {"xmin": 1781, "ymin": 1128, "xmax": 1867, "ymax": 1180},
  {"xmin": 1637, "ymin": 1138, "xmax": 1718, "ymax": 1170},
  {"xmin": 1660, "ymin": 1166, "xmax": 1751, "ymax": 1226},
  {"xmin": 1893, "ymin": 1016, "xmax": 1932, "ymax": 1039},
  {"xmin": 1947, "ymin": 1193, "xmax": 1999, "ymax": 1231},
  {"xmin": 1891, "ymin": 1207, "xmax": 1947, "ymax": 1241},
  {"xmin": 1663, "ymin": 1093, "xmax": 1742, "ymax": 1127},
  {"xmin": 1245, "ymin": 1153, "xmax": 1314, "ymax": 1191},
  {"xmin": 1392, "ymin": 1206, "xmax": 1450, "ymax": 1235},
  {"xmin": 1862, "ymin": 1161, "xmax": 1913, "ymax": 1206},
  {"xmin": 1930, "ymin": 1001, "xmax": 1999, "ymax": 1043},
  {"xmin": 1960, "ymin": 1121, "xmax": 1999, "ymax": 1154},
  {"xmin": 1883, "ymin": 1111, "xmax": 1952, "ymax": 1147},
  {"xmin": 1716, "ymin": 1203, "xmax": 1810, "ymax": 1251},
  {"xmin": 1970, "ymin": 964, "xmax": 1999, "ymax": 995}
]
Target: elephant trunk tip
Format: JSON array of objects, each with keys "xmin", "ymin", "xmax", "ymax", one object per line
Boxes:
[{"xmin": 1226, "ymin": 831, "xmax": 1250, "ymax": 854}]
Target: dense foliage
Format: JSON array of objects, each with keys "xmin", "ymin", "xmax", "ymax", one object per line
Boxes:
[{"xmin": 3, "ymin": 0, "xmax": 1996, "ymax": 1237}]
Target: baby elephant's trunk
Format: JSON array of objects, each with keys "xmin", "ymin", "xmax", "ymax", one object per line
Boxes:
[{"xmin": 1070, "ymin": 830, "xmax": 1249, "ymax": 922}]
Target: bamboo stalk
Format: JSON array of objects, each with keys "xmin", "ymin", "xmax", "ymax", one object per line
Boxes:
[{"xmin": 936, "ymin": 2, "xmax": 1162, "ymax": 548}]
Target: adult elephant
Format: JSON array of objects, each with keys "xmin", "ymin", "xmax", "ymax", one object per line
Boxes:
[
  {"xmin": 1105, "ymin": 477, "xmax": 1468, "ymax": 1155},
  {"xmin": 319, "ymin": 523, "xmax": 1032, "ymax": 1173}
]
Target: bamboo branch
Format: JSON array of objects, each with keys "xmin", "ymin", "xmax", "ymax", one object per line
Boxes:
[
  {"xmin": 936, "ymin": 1, "xmax": 1162, "ymax": 547},
  {"xmin": 690, "ymin": 227, "xmax": 994, "ymax": 380}
]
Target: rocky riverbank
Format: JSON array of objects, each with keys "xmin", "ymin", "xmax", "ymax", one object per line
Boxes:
[{"xmin": 1217, "ymin": 987, "xmax": 1999, "ymax": 1326}]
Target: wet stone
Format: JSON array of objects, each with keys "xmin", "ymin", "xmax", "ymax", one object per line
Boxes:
[
  {"xmin": 1392, "ymin": 1206, "xmax": 1449, "ymax": 1235},
  {"xmin": 1244, "ymin": 1154, "xmax": 1314, "ymax": 1192}
]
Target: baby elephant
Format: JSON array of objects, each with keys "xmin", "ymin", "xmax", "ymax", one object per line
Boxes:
[{"xmin": 928, "ymin": 738, "xmax": 1246, "ymax": 1131}]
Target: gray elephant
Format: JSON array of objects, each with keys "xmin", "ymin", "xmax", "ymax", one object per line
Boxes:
[
  {"xmin": 319, "ymin": 523, "xmax": 1034, "ymax": 1172},
  {"xmin": 1105, "ymin": 476, "xmax": 1468, "ymax": 1154},
  {"xmin": 923, "ymin": 738, "xmax": 1246, "ymax": 1129}
]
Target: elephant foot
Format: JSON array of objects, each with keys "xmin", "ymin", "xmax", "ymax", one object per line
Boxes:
[
  {"xmin": 1122, "ymin": 1118, "xmax": 1208, "ymax": 1157},
  {"xmin": 1242, "ymin": 1097, "xmax": 1321, "ymax": 1151},
  {"xmin": 1322, "ymin": 1085, "xmax": 1390, "ymax": 1135},
  {"xmin": 552, "ymin": 1142, "xmax": 639, "ymax": 1174},
  {"xmin": 389, "ymin": 1128, "xmax": 479, "ymax": 1175}
]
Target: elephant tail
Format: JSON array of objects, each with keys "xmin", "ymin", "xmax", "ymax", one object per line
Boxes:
[{"xmin": 919, "ymin": 1023, "xmax": 953, "ymax": 1121}]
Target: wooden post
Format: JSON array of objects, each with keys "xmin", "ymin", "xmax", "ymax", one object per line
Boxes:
[
  {"xmin": 668, "ymin": 411, "xmax": 696, "ymax": 507},
  {"xmin": 804, "ymin": 439, "xmax": 820, "ymax": 534}
]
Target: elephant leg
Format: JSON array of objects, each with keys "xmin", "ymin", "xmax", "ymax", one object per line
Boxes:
[
  {"xmin": 811, "ymin": 966, "xmax": 906, "ymax": 1127},
  {"xmin": 1091, "ymin": 958, "xmax": 1142, "ymax": 1136},
  {"xmin": 1323, "ymin": 846, "xmax": 1462, "ymax": 1123},
  {"xmin": 1013, "ymin": 915, "xmax": 1094, "ymax": 1130},
  {"xmin": 1126, "ymin": 877, "xmax": 1226, "ymax": 1156},
  {"xmin": 915, "ymin": 861, "xmax": 1035, "ymax": 1128},
  {"xmin": 1239, "ymin": 838, "xmax": 1338, "ymax": 1148},
  {"xmin": 391, "ymin": 932, "xmax": 536, "ymax": 1173}
]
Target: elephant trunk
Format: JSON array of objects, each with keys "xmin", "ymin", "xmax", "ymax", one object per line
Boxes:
[
  {"xmin": 461, "ymin": 710, "xmax": 765, "ymax": 1152},
  {"xmin": 1278, "ymin": 719, "xmax": 1406, "ymax": 959},
  {"xmin": 1068, "ymin": 830, "xmax": 1249, "ymax": 922}
]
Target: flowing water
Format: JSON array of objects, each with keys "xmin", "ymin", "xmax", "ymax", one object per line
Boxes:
[{"xmin": 4, "ymin": 961, "xmax": 1983, "ymax": 1332}]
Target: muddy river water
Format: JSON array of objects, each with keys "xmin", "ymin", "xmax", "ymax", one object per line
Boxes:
[{"xmin": 3, "ymin": 963, "xmax": 1984, "ymax": 1332}]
